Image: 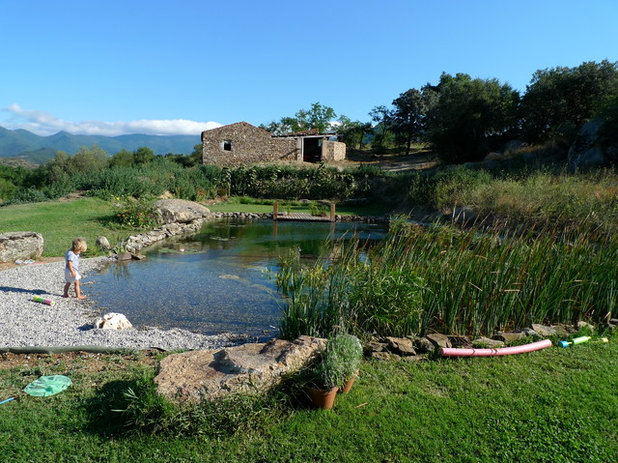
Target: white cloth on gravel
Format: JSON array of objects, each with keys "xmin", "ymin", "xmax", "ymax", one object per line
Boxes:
[{"xmin": 0, "ymin": 257, "xmax": 235, "ymax": 350}]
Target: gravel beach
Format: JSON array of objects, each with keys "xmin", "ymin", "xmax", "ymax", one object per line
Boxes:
[{"xmin": 0, "ymin": 257, "xmax": 235, "ymax": 351}]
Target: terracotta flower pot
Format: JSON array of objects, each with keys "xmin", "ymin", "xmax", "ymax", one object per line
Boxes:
[
  {"xmin": 341, "ymin": 370, "xmax": 360, "ymax": 394},
  {"xmin": 307, "ymin": 386, "xmax": 339, "ymax": 409}
]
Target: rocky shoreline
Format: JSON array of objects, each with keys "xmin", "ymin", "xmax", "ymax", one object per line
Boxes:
[
  {"xmin": 0, "ymin": 257, "xmax": 238, "ymax": 351},
  {"xmin": 0, "ymin": 201, "xmax": 390, "ymax": 351}
]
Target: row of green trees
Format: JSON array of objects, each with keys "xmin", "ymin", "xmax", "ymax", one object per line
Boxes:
[
  {"xmin": 380, "ymin": 60, "xmax": 618, "ymax": 162},
  {"xmin": 261, "ymin": 60, "xmax": 618, "ymax": 163}
]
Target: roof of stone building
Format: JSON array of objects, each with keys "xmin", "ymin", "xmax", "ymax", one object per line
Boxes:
[
  {"xmin": 201, "ymin": 121, "xmax": 272, "ymax": 139},
  {"xmin": 201, "ymin": 121, "xmax": 338, "ymax": 140}
]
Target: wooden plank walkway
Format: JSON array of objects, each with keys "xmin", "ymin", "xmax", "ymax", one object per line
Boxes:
[{"xmin": 274, "ymin": 213, "xmax": 333, "ymax": 222}]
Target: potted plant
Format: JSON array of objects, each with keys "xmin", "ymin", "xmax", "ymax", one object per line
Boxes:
[
  {"xmin": 329, "ymin": 334, "xmax": 363, "ymax": 393},
  {"xmin": 306, "ymin": 338, "xmax": 347, "ymax": 409},
  {"xmin": 306, "ymin": 334, "xmax": 363, "ymax": 408}
]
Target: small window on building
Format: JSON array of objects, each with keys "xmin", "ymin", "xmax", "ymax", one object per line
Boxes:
[{"xmin": 223, "ymin": 140, "xmax": 233, "ymax": 151}]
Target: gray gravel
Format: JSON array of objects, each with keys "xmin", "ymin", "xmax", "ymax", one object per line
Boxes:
[{"xmin": 0, "ymin": 257, "xmax": 236, "ymax": 351}]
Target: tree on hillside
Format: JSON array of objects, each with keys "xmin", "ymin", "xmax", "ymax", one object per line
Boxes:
[
  {"xmin": 368, "ymin": 105, "xmax": 395, "ymax": 153},
  {"xmin": 45, "ymin": 151, "xmax": 71, "ymax": 183},
  {"xmin": 260, "ymin": 102, "xmax": 337, "ymax": 135},
  {"xmin": 427, "ymin": 73, "xmax": 520, "ymax": 163},
  {"xmin": 71, "ymin": 145, "xmax": 109, "ymax": 173},
  {"xmin": 109, "ymin": 147, "xmax": 155, "ymax": 167},
  {"xmin": 387, "ymin": 88, "xmax": 435, "ymax": 155},
  {"xmin": 45, "ymin": 146, "xmax": 108, "ymax": 179},
  {"xmin": 132, "ymin": 147, "xmax": 155, "ymax": 165},
  {"xmin": 595, "ymin": 93, "xmax": 618, "ymax": 154},
  {"xmin": 521, "ymin": 60, "xmax": 618, "ymax": 143},
  {"xmin": 336, "ymin": 116, "xmax": 372, "ymax": 149},
  {"xmin": 108, "ymin": 149, "xmax": 134, "ymax": 168},
  {"xmin": 190, "ymin": 143, "xmax": 204, "ymax": 165}
]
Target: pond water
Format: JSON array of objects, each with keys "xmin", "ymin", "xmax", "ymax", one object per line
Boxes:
[{"xmin": 89, "ymin": 219, "xmax": 387, "ymax": 340}]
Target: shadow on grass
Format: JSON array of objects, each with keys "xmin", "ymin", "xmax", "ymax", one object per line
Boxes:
[
  {"xmin": 82, "ymin": 369, "xmax": 316, "ymax": 438},
  {"xmin": 82, "ymin": 379, "xmax": 139, "ymax": 437}
]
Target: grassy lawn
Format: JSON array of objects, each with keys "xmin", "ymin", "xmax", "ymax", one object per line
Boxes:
[
  {"xmin": 0, "ymin": 197, "xmax": 140, "ymax": 257},
  {"xmin": 0, "ymin": 342, "xmax": 615, "ymax": 462}
]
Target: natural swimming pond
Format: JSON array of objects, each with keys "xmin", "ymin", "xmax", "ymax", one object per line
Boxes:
[{"xmin": 89, "ymin": 219, "xmax": 387, "ymax": 340}]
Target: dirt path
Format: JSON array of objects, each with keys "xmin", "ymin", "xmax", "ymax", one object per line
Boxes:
[{"xmin": 342, "ymin": 150, "xmax": 440, "ymax": 172}]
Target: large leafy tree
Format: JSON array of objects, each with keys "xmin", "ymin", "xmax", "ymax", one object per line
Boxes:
[
  {"xmin": 260, "ymin": 102, "xmax": 337, "ymax": 135},
  {"xmin": 368, "ymin": 105, "xmax": 395, "ymax": 152},
  {"xmin": 108, "ymin": 149, "xmax": 134, "ymax": 168},
  {"xmin": 521, "ymin": 60, "xmax": 618, "ymax": 143},
  {"xmin": 336, "ymin": 116, "xmax": 372, "ymax": 149},
  {"xmin": 71, "ymin": 145, "xmax": 109, "ymax": 173},
  {"xmin": 132, "ymin": 146, "xmax": 155, "ymax": 165},
  {"xmin": 109, "ymin": 146, "xmax": 155, "ymax": 167},
  {"xmin": 427, "ymin": 73, "xmax": 520, "ymax": 163},
  {"xmin": 387, "ymin": 88, "xmax": 434, "ymax": 155}
]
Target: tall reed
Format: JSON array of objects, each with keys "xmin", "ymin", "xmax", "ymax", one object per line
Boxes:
[{"xmin": 276, "ymin": 221, "xmax": 616, "ymax": 339}]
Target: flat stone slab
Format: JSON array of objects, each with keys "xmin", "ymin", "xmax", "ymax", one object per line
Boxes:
[{"xmin": 155, "ymin": 335, "xmax": 326, "ymax": 403}]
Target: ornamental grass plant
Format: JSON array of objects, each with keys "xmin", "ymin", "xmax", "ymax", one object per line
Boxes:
[{"xmin": 310, "ymin": 334, "xmax": 363, "ymax": 391}]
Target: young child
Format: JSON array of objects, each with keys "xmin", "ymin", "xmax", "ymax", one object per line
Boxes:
[{"xmin": 63, "ymin": 238, "xmax": 87, "ymax": 299}]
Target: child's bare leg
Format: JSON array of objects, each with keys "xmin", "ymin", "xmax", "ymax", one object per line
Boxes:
[
  {"xmin": 63, "ymin": 282, "xmax": 71, "ymax": 297},
  {"xmin": 74, "ymin": 281, "xmax": 87, "ymax": 299}
]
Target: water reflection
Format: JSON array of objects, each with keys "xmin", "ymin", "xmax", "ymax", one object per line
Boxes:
[{"xmin": 89, "ymin": 219, "xmax": 387, "ymax": 339}]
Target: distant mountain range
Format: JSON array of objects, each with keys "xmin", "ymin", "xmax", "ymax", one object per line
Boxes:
[{"xmin": 0, "ymin": 126, "xmax": 201, "ymax": 165}]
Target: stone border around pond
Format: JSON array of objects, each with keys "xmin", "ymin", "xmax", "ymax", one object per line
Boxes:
[{"xmin": 364, "ymin": 320, "xmax": 617, "ymax": 362}]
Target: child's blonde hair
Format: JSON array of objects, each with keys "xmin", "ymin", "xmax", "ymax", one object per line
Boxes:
[{"xmin": 72, "ymin": 238, "xmax": 87, "ymax": 253}]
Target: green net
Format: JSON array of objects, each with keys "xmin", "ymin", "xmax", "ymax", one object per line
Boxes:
[{"xmin": 24, "ymin": 375, "xmax": 72, "ymax": 397}]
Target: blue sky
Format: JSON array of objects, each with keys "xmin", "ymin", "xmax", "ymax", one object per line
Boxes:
[{"xmin": 1, "ymin": 0, "xmax": 617, "ymax": 136}]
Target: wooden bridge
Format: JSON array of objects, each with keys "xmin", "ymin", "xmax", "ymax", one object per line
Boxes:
[{"xmin": 273, "ymin": 202, "xmax": 336, "ymax": 222}]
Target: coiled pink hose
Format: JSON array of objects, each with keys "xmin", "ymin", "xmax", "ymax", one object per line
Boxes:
[{"xmin": 440, "ymin": 339, "xmax": 552, "ymax": 357}]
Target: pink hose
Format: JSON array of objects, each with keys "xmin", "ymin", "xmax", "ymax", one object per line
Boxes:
[{"xmin": 440, "ymin": 339, "xmax": 552, "ymax": 357}]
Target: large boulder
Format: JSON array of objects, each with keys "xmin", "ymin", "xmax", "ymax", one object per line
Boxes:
[
  {"xmin": 568, "ymin": 119, "xmax": 617, "ymax": 170},
  {"xmin": 154, "ymin": 199, "xmax": 211, "ymax": 224},
  {"xmin": 0, "ymin": 232, "xmax": 44, "ymax": 263},
  {"xmin": 155, "ymin": 335, "xmax": 326, "ymax": 403},
  {"xmin": 95, "ymin": 236, "xmax": 111, "ymax": 250}
]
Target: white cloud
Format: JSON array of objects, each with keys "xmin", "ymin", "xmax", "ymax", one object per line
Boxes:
[{"xmin": 2, "ymin": 104, "xmax": 222, "ymax": 136}]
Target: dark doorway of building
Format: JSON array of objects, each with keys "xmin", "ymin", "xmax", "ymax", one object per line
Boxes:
[{"xmin": 303, "ymin": 138, "xmax": 322, "ymax": 163}]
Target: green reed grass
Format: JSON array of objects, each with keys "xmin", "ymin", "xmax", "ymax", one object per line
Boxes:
[
  {"xmin": 417, "ymin": 167, "xmax": 618, "ymax": 237},
  {"xmin": 404, "ymin": 223, "xmax": 616, "ymax": 336},
  {"xmin": 277, "ymin": 221, "xmax": 616, "ymax": 339}
]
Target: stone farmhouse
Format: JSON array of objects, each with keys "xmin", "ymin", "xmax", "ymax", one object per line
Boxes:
[{"xmin": 201, "ymin": 122, "xmax": 346, "ymax": 167}]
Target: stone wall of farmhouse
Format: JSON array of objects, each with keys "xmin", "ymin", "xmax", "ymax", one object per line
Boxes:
[
  {"xmin": 202, "ymin": 123, "xmax": 300, "ymax": 167},
  {"xmin": 322, "ymin": 141, "xmax": 346, "ymax": 162}
]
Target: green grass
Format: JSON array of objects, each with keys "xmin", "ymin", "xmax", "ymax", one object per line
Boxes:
[
  {"xmin": 207, "ymin": 197, "xmax": 392, "ymax": 216},
  {"xmin": 0, "ymin": 197, "xmax": 142, "ymax": 256},
  {"xmin": 0, "ymin": 342, "xmax": 615, "ymax": 462}
]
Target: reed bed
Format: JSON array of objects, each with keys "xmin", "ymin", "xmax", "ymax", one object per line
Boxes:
[
  {"xmin": 408, "ymin": 167, "xmax": 618, "ymax": 237},
  {"xmin": 277, "ymin": 221, "xmax": 616, "ymax": 339}
]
